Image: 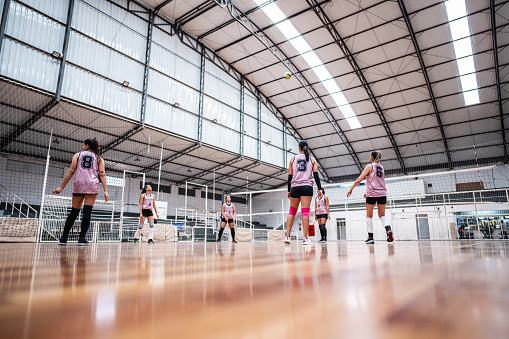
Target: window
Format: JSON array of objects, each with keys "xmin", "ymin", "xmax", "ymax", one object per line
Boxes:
[{"xmin": 178, "ymin": 187, "xmax": 195, "ymax": 197}]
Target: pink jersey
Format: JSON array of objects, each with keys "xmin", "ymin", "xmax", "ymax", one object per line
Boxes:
[
  {"xmin": 315, "ymin": 196, "xmax": 327, "ymax": 214},
  {"xmin": 142, "ymin": 193, "xmax": 154, "ymax": 210},
  {"xmin": 223, "ymin": 203, "xmax": 234, "ymax": 218},
  {"xmin": 291, "ymin": 153, "xmax": 313, "ymax": 188},
  {"xmin": 366, "ymin": 163, "xmax": 387, "ymax": 197},
  {"xmin": 72, "ymin": 151, "xmax": 100, "ymax": 194}
]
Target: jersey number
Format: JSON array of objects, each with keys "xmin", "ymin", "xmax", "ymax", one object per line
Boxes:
[
  {"xmin": 297, "ymin": 160, "xmax": 307, "ymax": 172},
  {"xmin": 376, "ymin": 166, "xmax": 383, "ymax": 178},
  {"xmin": 82, "ymin": 156, "xmax": 93, "ymax": 169}
]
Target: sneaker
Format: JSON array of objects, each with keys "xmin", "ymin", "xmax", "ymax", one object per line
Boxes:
[
  {"xmin": 77, "ymin": 239, "xmax": 89, "ymax": 246},
  {"xmin": 303, "ymin": 238, "xmax": 313, "ymax": 246},
  {"xmin": 386, "ymin": 230, "xmax": 394, "ymax": 242},
  {"xmin": 232, "ymin": 240, "xmax": 237, "ymax": 243},
  {"xmin": 284, "ymin": 235, "xmax": 291, "ymax": 244},
  {"xmin": 133, "ymin": 238, "xmax": 138, "ymax": 243},
  {"xmin": 322, "ymin": 238, "xmax": 327, "ymax": 243},
  {"xmin": 58, "ymin": 239, "xmax": 67, "ymax": 246},
  {"xmin": 148, "ymin": 239, "xmax": 154, "ymax": 244},
  {"xmin": 365, "ymin": 237, "xmax": 374, "ymax": 244},
  {"xmin": 217, "ymin": 238, "xmax": 221, "ymax": 242}
]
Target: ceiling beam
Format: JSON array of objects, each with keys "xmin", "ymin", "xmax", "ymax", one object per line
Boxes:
[
  {"xmin": 141, "ymin": 143, "xmax": 200, "ymax": 173},
  {"xmin": 212, "ymin": 0, "xmax": 363, "ymax": 174},
  {"xmin": 100, "ymin": 124, "xmax": 143, "ymax": 154},
  {"xmin": 0, "ymin": 98, "xmax": 58, "ymax": 150},
  {"xmin": 154, "ymin": 0, "xmax": 174, "ymax": 11},
  {"xmin": 178, "ymin": 156, "xmax": 243, "ymax": 184},
  {"xmin": 174, "ymin": 0, "xmax": 216, "ymax": 28},
  {"xmin": 490, "ymin": 0, "xmax": 508, "ymax": 164},
  {"xmin": 397, "ymin": 0, "xmax": 452, "ymax": 170},
  {"xmin": 307, "ymin": 0, "xmax": 406, "ymax": 174},
  {"xmin": 205, "ymin": 161, "xmax": 259, "ymax": 185},
  {"xmin": 215, "ymin": 0, "xmax": 330, "ymax": 53}
]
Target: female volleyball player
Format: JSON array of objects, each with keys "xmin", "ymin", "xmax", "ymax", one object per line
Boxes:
[
  {"xmin": 217, "ymin": 195, "xmax": 236, "ymax": 243},
  {"xmin": 285, "ymin": 140, "xmax": 323, "ymax": 245},
  {"xmin": 346, "ymin": 150, "xmax": 393, "ymax": 244},
  {"xmin": 315, "ymin": 189, "xmax": 330, "ymax": 243},
  {"xmin": 134, "ymin": 184, "xmax": 159, "ymax": 244},
  {"xmin": 54, "ymin": 138, "xmax": 108, "ymax": 246}
]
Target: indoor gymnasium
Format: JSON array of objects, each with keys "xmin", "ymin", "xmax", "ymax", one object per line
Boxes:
[{"xmin": 0, "ymin": 0, "xmax": 508, "ymax": 337}]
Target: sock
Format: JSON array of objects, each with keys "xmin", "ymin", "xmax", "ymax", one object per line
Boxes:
[
  {"xmin": 79, "ymin": 205, "xmax": 93, "ymax": 240},
  {"xmin": 368, "ymin": 232, "xmax": 373, "ymax": 238},
  {"xmin": 148, "ymin": 221, "xmax": 154, "ymax": 239},
  {"xmin": 217, "ymin": 227, "xmax": 224, "ymax": 240},
  {"xmin": 61, "ymin": 208, "xmax": 80, "ymax": 240},
  {"xmin": 231, "ymin": 228, "xmax": 235, "ymax": 241},
  {"xmin": 385, "ymin": 225, "xmax": 391, "ymax": 232},
  {"xmin": 366, "ymin": 217, "xmax": 373, "ymax": 233},
  {"xmin": 381, "ymin": 215, "xmax": 391, "ymax": 230},
  {"xmin": 321, "ymin": 224, "xmax": 327, "ymax": 239},
  {"xmin": 134, "ymin": 223, "xmax": 143, "ymax": 238}
]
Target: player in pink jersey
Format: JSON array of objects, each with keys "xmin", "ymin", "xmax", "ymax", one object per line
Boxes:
[
  {"xmin": 347, "ymin": 150, "xmax": 393, "ymax": 244},
  {"xmin": 314, "ymin": 188, "xmax": 330, "ymax": 243},
  {"xmin": 285, "ymin": 140, "xmax": 323, "ymax": 246},
  {"xmin": 133, "ymin": 184, "xmax": 160, "ymax": 244},
  {"xmin": 53, "ymin": 138, "xmax": 109, "ymax": 246},
  {"xmin": 217, "ymin": 195, "xmax": 236, "ymax": 243}
]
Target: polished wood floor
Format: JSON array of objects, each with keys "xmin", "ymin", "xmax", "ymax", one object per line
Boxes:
[{"xmin": 1, "ymin": 240, "xmax": 508, "ymax": 338}]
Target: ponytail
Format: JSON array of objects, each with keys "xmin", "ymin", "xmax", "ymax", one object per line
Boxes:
[
  {"xmin": 371, "ymin": 150, "xmax": 382, "ymax": 163},
  {"xmin": 84, "ymin": 137, "xmax": 100, "ymax": 157},
  {"xmin": 141, "ymin": 184, "xmax": 148, "ymax": 194},
  {"xmin": 298, "ymin": 140, "xmax": 310, "ymax": 162}
]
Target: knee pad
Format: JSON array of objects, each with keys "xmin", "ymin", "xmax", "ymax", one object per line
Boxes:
[
  {"xmin": 149, "ymin": 221, "xmax": 154, "ymax": 228},
  {"xmin": 289, "ymin": 207, "xmax": 298, "ymax": 216},
  {"xmin": 301, "ymin": 208, "xmax": 310, "ymax": 217},
  {"xmin": 138, "ymin": 223, "xmax": 144, "ymax": 230},
  {"xmin": 83, "ymin": 205, "xmax": 93, "ymax": 217}
]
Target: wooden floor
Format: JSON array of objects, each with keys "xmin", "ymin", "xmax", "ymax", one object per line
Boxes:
[{"xmin": 1, "ymin": 240, "xmax": 508, "ymax": 338}]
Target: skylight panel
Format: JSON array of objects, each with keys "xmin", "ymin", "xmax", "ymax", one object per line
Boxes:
[
  {"xmin": 253, "ymin": 0, "xmax": 361, "ymax": 129},
  {"xmin": 445, "ymin": 0, "xmax": 480, "ymax": 105}
]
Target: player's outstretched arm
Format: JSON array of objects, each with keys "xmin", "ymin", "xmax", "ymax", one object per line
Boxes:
[
  {"xmin": 347, "ymin": 165, "xmax": 372, "ymax": 197},
  {"xmin": 53, "ymin": 153, "xmax": 79, "ymax": 194}
]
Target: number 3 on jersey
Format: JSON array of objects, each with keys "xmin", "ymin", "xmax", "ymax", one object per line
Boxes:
[
  {"xmin": 376, "ymin": 166, "xmax": 383, "ymax": 178},
  {"xmin": 296, "ymin": 159, "xmax": 307, "ymax": 172},
  {"xmin": 82, "ymin": 155, "xmax": 93, "ymax": 169}
]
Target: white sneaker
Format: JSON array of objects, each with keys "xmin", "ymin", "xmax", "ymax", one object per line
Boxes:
[
  {"xmin": 303, "ymin": 238, "xmax": 313, "ymax": 246},
  {"xmin": 284, "ymin": 235, "xmax": 291, "ymax": 244}
]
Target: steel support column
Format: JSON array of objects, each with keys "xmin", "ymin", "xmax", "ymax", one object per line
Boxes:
[
  {"xmin": 240, "ymin": 78, "xmax": 245, "ymax": 157},
  {"xmin": 55, "ymin": 0, "xmax": 75, "ymax": 102},
  {"xmin": 283, "ymin": 121, "xmax": 288, "ymax": 166},
  {"xmin": 140, "ymin": 11, "xmax": 155, "ymax": 128},
  {"xmin": 257, "ymin": 94, "xmax": 262, "ymax": 162},
  {"xmin": 154, "ymin": 0, "xmax": 174, "ymax": 11},
  {"xmin": 397, "ymin": 0, "xmax": 452, "ymax": 169},
  {"xmin": 490, "ymin": 0, "xmax": 508, "ymax": 163},
  {"xmin": 214, "ymin": 0, "xmax": 362, "ymax": 174},
  {"xmin": 307, "ymin": 0, "xmax": 406, "ymax": 174},
  {"xmin": 0, "ymin": 0, "xmax": 11, "ymax": 56},
  {"xmin": 198, "ymin": 45, "xmax": 206, "ymax": 144}
]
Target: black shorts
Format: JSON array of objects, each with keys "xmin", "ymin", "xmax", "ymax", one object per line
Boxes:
[
  {"xmin": 290, "ymin": 186, "xmax": 313, "ymax": 198},
  {"xmin": 142, "ymin": 209, "xmax": 153, "ymax": 218},
  {"xmin": 221, "ymin": 218, "xmax": 234, "ymax": 224},
  {"xmin": 366, "ymin": 196, "xmax": 387, "ymax": 205},
  {"xmin": 72, "ymin": 193, "xmax": 85, "ymax": 197},
  {"xmin": 316, "ymin": 214, "xmax": 328, "ymax": 220}
]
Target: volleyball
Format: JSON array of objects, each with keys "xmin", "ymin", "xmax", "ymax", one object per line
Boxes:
[{"xmin": 283, "ymin": 72, "xmax": 292, "ymax": 80}]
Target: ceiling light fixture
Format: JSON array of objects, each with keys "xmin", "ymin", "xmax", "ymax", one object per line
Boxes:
[
  {"xmin": 174, "ymin": 102, "xmax": 180, "ymax": 108},
  {"xmin": 134, "ymin": 157, "xmax": 140, "ymax": 162},
  {"xmin": 52, "ymin": 51, "xmax": 62, "ymax": 58},
  {"xmin": 253, "ymin": 0, "xmax": 362, "ymax": 129},
  {"xmin": 122, "ymin": 81, "xmax": 129, "ymax": 87}
]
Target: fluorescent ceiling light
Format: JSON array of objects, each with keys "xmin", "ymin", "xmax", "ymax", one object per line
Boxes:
[
  {"xmin": 445, "ymin": 0, "xmax": 479, "ymax": 105},
  {"xmin": 253, "ymin": 0, "xmax": 361, "ymax": 129}
]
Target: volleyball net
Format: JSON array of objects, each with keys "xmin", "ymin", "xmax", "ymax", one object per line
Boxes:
[{"xmin": 231, "ymin": 164, "xmax": 509, "ymax": 241}]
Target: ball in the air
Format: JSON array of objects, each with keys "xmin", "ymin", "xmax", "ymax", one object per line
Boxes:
[{"xmin": 283, "ymin": 72, "xmax": 292, "ymax": 80}]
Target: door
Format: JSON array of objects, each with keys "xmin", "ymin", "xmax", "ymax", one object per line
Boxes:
[
  {"xmin": 336, "ymin": 218, "xmax": 346, "ymax": 240},
  {"xmin": 416, "ymin": 214, "xmax": 430, "ymax": 239}
]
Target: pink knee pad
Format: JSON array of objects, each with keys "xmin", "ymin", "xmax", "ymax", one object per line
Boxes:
[
  {"xmin": 301, "ymin": 208, "xmax": 310, "ymax": 217},
  {"xmin": 289, "ymin": 207, "xmax": 298, "ymax": 216}
]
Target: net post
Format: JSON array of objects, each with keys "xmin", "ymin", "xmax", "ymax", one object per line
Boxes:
[
  {"xmin": 442, "ymin": 193, "xmax": 448, "ymax": 241},
  {"xmin": 281, "ymin": 199, "xmax": 285, "ymax": 234},
  {"xmin": 473, "ymin": 192, "xmax": 479, "ymax": 235},
  {"xmin": 119, "ymin": 170, "xmax": 126, "ymax": 241},
  {"xmin": 249, "ymin": 193, "xmax": 252, "ymax": 232},
  {"xmin": 36, "ymin": 128, "xmax": 53, "ymax": 243},
  {"xmin": 415, "ymin": 197, "xmax": 420, "ymax": 240},
  {"xmin": 205, "ymin": 185, "xmax": 208, "ymax": 243},
  {"xmin": 184, "ymin": 182, "xmax": 188, "ymax": 230},
  {"xmin": 157, "ymin": 143, "xmax": 163, "ymax": 200}
]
